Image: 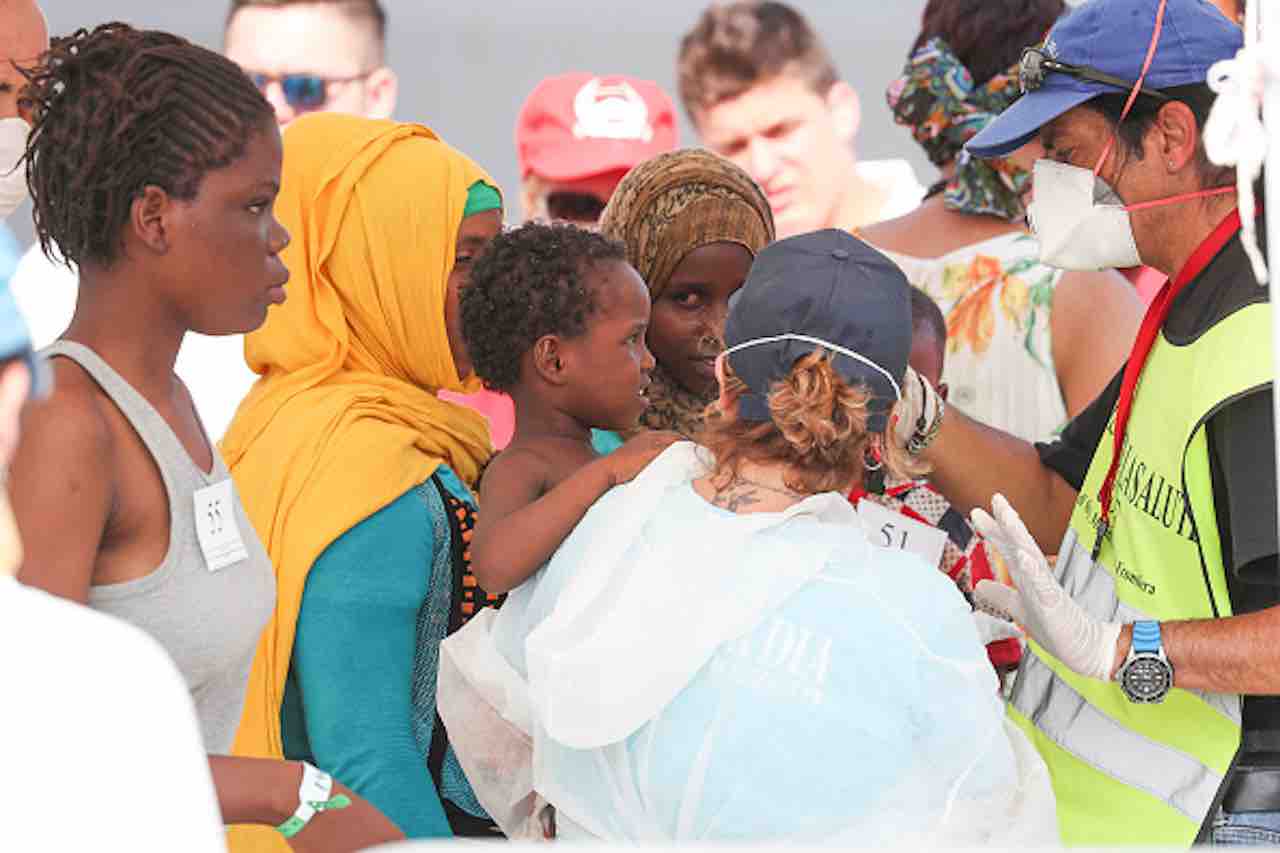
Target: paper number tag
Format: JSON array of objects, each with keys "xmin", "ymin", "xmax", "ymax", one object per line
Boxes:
[
  {"xmin": 193, "ymin": 479, "xmax": 248, "ymax": 573},
  {"xmin": 857, "ymin": 499, "xmax": 949, "ymax": 570}
]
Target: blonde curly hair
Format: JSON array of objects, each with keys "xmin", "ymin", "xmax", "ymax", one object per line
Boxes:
[{"xmin": 700, "ymin": 348, "xmax": 926, "ymax": 494}]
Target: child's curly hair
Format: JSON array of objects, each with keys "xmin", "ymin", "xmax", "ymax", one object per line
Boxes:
[
  {"xmin": 461, "ymin": 221, "xmax": 628, "ymax": 391},
  {"xmin": 701, "ymin": 348, "xmax": 927, "ymax": 494}
]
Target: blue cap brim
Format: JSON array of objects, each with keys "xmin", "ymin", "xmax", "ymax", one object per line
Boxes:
[{"xmin": 966, "ymin": 86, "xmax": 1096, "ymax": 159}]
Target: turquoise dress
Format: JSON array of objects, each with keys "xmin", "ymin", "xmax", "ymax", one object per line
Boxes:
[
  {"xmin": 279, "ymin": 465, "xmax": 487, "ymax": 838},
  {"xmin": 590, "ymin": 429, "xmax": 623, "ymax": 455}
]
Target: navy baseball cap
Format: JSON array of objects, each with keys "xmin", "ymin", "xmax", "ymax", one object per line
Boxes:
[
  {"xmin": 724, "ymin": 230, "xmax": 910, "ymax": 433},
  {"xmin": 967, "ymin": 0, "xmax": 1242, "ymax": 159}
]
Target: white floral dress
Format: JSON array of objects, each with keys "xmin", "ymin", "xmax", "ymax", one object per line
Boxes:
[{"xmin": 880, "ymin": 231, "xmax": 1067, "ymax": 442}]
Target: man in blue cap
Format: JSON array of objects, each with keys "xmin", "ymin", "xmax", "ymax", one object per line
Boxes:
[{"xmin": 890, "ymin": 0, "xmax": 1280, "ymax": 844}]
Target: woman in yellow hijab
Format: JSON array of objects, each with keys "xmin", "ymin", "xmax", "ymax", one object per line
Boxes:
[{"xmin": 223, "ymin": 113, "xmax": 502, "ymax": 844}]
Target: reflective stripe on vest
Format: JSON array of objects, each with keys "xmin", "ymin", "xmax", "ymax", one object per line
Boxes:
[
  {"xmin": 1010, "ymin": 300, "xmax": 1271, "ymax": 846},
  {"xmin": 1011, "ymin": 651, "xmax": 1223, "ymax": 823}
]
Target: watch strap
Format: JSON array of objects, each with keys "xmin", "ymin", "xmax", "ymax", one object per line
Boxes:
[{"xmin": 1132, "ymin": 620, "xmax": 1161, "ymax": 655}]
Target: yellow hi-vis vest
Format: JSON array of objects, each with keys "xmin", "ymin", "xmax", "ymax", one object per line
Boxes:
[{"xmin": 1008, "ymin": 300, "xmax": 1272, "ymax": 846}]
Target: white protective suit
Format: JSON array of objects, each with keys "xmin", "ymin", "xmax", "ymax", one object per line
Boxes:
[{"xmin": 438, "ymin": 442, "xmax": 1057, "ymax": 843}]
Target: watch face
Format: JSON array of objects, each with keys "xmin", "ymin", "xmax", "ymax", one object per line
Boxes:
[{"xmin": 1122, "ymin": 656, "xmax": 1173, "ymax": 703}]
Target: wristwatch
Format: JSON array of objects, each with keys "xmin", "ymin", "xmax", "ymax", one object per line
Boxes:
[{"xmin": 1117, "ymin": 620, "xmax": 1174, "ymax": 703}]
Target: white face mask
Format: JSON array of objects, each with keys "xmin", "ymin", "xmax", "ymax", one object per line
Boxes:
[
  {"xmin": 0, "ymin": 118, "xmax": 29, "ymax": 222},
  {"xmin": 1026, "ymin": 158, "xmax": 1141, "ymax": 271}
]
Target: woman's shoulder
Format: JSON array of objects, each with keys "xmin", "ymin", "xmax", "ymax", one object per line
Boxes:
[
  {"xmin": 318, "ymin": 467, "xmax": 469, "ymax": 568},
  {"xmin": 29, "ymin": 356, "xmax": 116, "ymax": 453},
  {"xmin": 818, "ymin": 535, "xmax": 968, "ymax": 607},
  {"xmin": 860, "ymin": 205, "xmax": 1025, "ymax": 261}
]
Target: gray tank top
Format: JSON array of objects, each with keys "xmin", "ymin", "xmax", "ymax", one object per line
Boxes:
[{"xmin": 44, "ymin": 341, "xmax": 276, "ymax": 755}]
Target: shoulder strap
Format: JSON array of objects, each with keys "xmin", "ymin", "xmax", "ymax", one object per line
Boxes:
[
  {"xmin": 42, "ymin": 340, "xmax": 198, "ymax": 481},
  {"xmin": 424, "ymin": 473, "xmax": 505, "ymax": 792}
]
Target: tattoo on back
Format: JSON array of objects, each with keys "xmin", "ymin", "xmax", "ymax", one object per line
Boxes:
[{"xmin": 710, "ymin": 484, "xmax": 765, "ymax": 513}]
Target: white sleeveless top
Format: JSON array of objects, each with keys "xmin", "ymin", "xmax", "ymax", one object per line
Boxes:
[
  {"xmin": 877, "ymin": 232, "xmax": 1068, "ymax": 442},
  {"xmin": 44, "ymin": 340, "xmax": 275, "ymax": 754}
]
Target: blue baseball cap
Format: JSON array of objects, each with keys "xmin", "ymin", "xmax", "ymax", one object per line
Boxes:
[
  {"xmin": 967, "ymin": 0, "xmax": 1242, "ymax": 159},
  {"xmin": 724, "ymin": 230, "xmax": 910, "ymax": 434}
]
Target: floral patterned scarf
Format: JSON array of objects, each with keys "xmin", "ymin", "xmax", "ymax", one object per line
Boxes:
[{"xmin": 885, "ymin": 38, "xmax": 1029, "ymax": 222}]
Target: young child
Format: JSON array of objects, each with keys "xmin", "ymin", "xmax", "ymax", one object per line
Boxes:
[
  {"xmin": 848, "ymin": 286, "xmax": 1019, "ymax": 674},
  {"xmin": 461, "ymin": 222, "xmax": 678, "ymax": 595}
]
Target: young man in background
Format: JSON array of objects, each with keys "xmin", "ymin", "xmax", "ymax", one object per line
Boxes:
[{"xmin": 678, "ymin": 1, "xmax": 924, "ymax": 238}]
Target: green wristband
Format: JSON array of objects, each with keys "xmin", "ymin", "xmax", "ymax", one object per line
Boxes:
[{"xmin": 274, "ymin": 763, "xmax": 352, "ymax": 839}]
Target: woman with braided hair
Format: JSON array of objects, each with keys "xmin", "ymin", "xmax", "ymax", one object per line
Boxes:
[
  {"xmin": 9, "ymin": 23, "xmax": 399, "ymax": 850},
  {"xmin": 860, "ymin": 0, "xmax": 1141, "ymax": 443}
]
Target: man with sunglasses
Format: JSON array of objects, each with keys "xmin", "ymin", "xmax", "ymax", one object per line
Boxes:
[
  {"xmin": 892, "ymin": 0, "xmax": 1280, "ymax": 845},
  {"xmin": 515, "ymin": 73, "xmax": 678, "ymax": 227},
  {"xmin": 224, "ymin": 0, "xmax": 397, "ymax": 125}
]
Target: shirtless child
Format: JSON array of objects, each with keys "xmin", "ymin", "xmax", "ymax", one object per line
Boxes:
[{"xmin": 461, "ymin": 222, "xmax": 678, "ymax": 595}]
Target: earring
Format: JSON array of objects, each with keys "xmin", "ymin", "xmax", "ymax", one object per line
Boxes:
[
  {"xmin": 863, "ymin": 443, "xmax": 886, "ymax": 494},
  {"xmin": 864, "ymin": 443, "xmax": 884, "ymax": 472}
]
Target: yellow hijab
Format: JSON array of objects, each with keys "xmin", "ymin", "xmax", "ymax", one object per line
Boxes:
[{"xmin": 224, "ymin": 113, "xmax": 495, "ymax": 772}]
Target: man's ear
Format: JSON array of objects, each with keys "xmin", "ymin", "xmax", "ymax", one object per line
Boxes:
[
  {"xmin": 532, "ymin": 334, "xmax": 569, "ymax": 386},
  {"xmin": 1152, "ymin": 100, "xmax": 1199, "ymax": 177},
  {"xmin": 130, "ymin": 185, "xmax": 172, "ymax": 256},
  {"xmin": 364, "ymin": 66, "xmax": 398, "ymax": 120},
  {"xmin": 826, "ymin": 81, "xmax": 860, "ymax": 147}
]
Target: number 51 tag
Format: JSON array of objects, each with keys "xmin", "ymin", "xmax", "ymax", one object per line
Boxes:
[
  {"xmin": 193, "ymin": 479, "xmax": 248, "ymax": 573},
  {"xmin": 857, "ymin": 499, "xmax": 949, "ymax": 571}
]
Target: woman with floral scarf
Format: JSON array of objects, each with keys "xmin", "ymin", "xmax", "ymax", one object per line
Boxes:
[{"xmin": 860, "ymin": 0, "xmax": 1142, "ymax": 443}]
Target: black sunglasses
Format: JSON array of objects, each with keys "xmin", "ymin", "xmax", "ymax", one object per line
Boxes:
[
  {"xmin": 545, "ymin": 191, "xmax": 609, "ymax": 225},
  {"xmin": 249, "ymin": 71, "xmax": 372, "ymax": 111},
  {"xmin": 1018, "ymin": 46, "xmax": 1170, "ymax": 102}
]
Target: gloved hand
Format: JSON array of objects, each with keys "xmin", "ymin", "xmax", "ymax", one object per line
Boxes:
[
  {"xmin": 971, "ymin": 494, "xmax": 1122, "ymax": 681},
  {"xmin": 892, "ymin": 365, "xmax": 946, "ymax": 455},
  {"xmin": 973, "ymin": 610, "xmax": 1023, "ymax": 645}
]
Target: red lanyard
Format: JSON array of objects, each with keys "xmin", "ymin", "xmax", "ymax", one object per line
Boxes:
[{"xmin": 1092, "ymin": 209, "xmax": 1243, "ymax": 559}]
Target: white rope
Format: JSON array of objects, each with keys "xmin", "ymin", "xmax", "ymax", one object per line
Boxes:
[
  {"xmin": 1204, "ymin": 4, "xmax": 1269, "ymax": 283},
  {"xmin": 1206, "ymin": 0, "xmax": 1280, "ymax": 593}
]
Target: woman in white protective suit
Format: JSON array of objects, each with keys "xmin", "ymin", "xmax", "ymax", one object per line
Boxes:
[{"xmin": 438, "ymin": 229, "xmax": 1057, "ymax": 844}]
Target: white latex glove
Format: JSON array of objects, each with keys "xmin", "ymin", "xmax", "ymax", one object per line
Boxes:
[
  {"xmin": 971, "ymin": 494, "xmax": 1122, "ymax": 681},
  {"xmin": 973, "ymin": 610, "xmax": 1023, "ymax": 645},
  {"xmin": 892, "ymin": 365, "xmax": 946, "ymax": 454}
]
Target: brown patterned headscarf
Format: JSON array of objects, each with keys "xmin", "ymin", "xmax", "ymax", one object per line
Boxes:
[{"xmin": 599, "ymin": 149, "xmax": 774, "ymax": 435}]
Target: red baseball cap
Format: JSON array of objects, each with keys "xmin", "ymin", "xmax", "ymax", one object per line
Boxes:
[{"xmin": 515, "ymin": 72, "xmax": 679, "ymax": 182}]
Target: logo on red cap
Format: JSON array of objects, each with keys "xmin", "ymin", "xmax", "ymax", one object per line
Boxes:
[{"xmin": 572, "ymin": 79, "xmax": 654, "ymax": 143}]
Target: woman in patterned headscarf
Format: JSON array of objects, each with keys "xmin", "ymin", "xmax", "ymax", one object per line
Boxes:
[
  {"xmin": 597, "ymin": 148, "xmax": 773, "ymax": 443},
  {"xmin": 860, "ymin": 0, "xmax": 1141, "ymax": 443}
]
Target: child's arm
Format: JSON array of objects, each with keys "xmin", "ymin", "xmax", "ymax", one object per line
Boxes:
[{"xmin": 472, "ymin": 432, "xmax": 679, "ymax": 595}]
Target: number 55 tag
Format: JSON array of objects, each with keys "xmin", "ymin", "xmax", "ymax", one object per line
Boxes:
[
  {"xmin": 193, "ymin": 479, "xmax": 248, "ymax": 573},
  {"xmin": 857, "ymin": 499, "xmax": 949, "ymax": 571}
]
